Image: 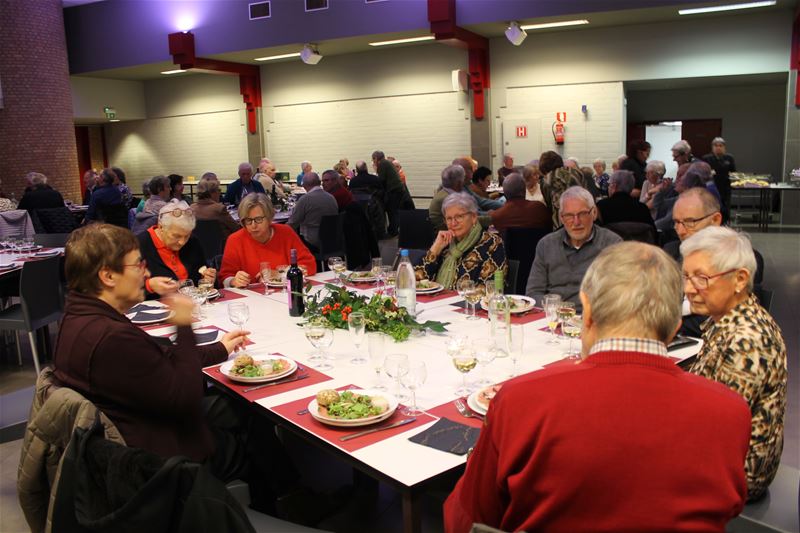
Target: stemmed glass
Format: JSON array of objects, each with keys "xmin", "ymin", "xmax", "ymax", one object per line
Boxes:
[
  {"xmin": 448, "ymin": 337, "xmax": 477, "ymax": 396},
  {"xmin": 347, "ymin": 312, "xmax": 367, "ymax": 365},
  {"xmin": 401, "ymin": 361, "xmax": 427, "ymax": 416},
  {"xmin": 507, "ymin": 324, "xmax": 524, "ymax": 377},
  {"xmin": 544, "ymin": 294, "xmax": 563, "ymax": 344},
  {"xmin": 228, "ymin": 302, "xmax": 249, "ymax": 333},
  {"xmin": 304, "ymin": 319, "xmax": 334, "ymax": 370},
  {"xmin": 556, "ymin": 302, "xmax": 576, "ymax": 354},
  {"xmin": 458, "ymin": 279, "xmax": 480, "ymax": 320},
  {"xmin": 380, "ymin": 266, "xmax": 395, "ymax": 296},
  {"xmin": 563, "ymin": 314, "xmax": 583, "ymax": 359},
  {"xmin": 371, "ymin": 258, "xmax": 383, "ymax": 278},
  {"xmin": 383, "ymin": 353, "xmax": 410, "ymax": 402},
  {"xmin": 276, "ymin": 265, "xmax": 289, "ymax": 292},
  {"xmin": 367, "ymin": 332, "xmax": 386, "ymax": 390},
  {"xmin": 474, "ymin": 338, "xmax": 497, "ymax": 387},
  {"xmin": 260, "ymin": 261, "xmax": 272, "ymax": 296}
]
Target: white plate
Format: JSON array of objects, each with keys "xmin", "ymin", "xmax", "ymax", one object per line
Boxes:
[
  {"xmin": 347, "ymin": 272, "xmax": 377, "ymax": 283},
  {"xmin": 201, "ymin": 288, "xmax": 221, "ymax": 300},
  {"xmin": 309, "ymin": 389, "xmax": 398, "ymax": 427},
  {"xmin": 128, "ymin": 309, "xmax": 174, "ymax": 325},
  {"xmin": 467, "ymin": 390, "xmax": 488, "ymax": 416},
  {"xmin": 34, "ymin": 249, "xmax": 60, "ymax": 257},
  {"xmin": 266, "ymin": 279, "xmax": 285, "ymax": 288},
  {"xmin": 0, "ymin": 262, "xmax": 19, "ymax": 270},
  {"xmin": 219, "ymin": 355, "xmax": 297, "ymax": 383},
  {"xmin": 416, "ymin": 281, "xmax": 443, "ymax": 294},
  {"xmin": 16, "ymin": 245, "xmax": 42, "ymax": 252},
  {"xmin": 169, "ymin": 328, "xmax": 223, "ymax": 346},
  {"xmin": 479, "ymin": 295, "xmax": 536, "ymax": 314}
]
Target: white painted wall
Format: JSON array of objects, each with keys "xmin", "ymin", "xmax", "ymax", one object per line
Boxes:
[{"xmin": 70, "ymin": 76, "xmax": 146, "ymax": 121}]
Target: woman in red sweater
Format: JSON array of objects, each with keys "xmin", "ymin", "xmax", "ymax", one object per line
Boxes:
[{"xmin": 219, "ymin": 193, "xmax": 316, "ymax": 287}]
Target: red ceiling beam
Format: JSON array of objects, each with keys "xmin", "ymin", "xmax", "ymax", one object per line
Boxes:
[
  {"xmin": 428, "ymin": 0, "xmax": 490, "ymax": 120},
  {"xmin": 168, "ymin": 32, "xmax": 262, "ymax": 133}
]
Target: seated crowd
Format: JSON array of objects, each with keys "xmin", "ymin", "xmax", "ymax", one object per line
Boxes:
[{"xmin": 13, "ymin": 138, "xmax": 787, "ymax": 532}]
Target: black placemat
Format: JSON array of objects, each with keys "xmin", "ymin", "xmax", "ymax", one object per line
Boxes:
[{"xmin": 408, "ymin": 417, "xmax": 480, "ymax": 455}]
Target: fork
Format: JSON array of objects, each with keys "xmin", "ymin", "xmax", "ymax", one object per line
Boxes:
[{"xmin": 454, "ymin": 398, "xmax": 484, "ymax": 420}]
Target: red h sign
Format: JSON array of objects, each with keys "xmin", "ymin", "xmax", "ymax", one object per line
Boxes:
[{"xmin": 516, "ymin": 126, "xmax": 527, "ymax": 138}]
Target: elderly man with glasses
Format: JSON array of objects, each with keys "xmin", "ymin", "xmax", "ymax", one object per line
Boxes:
[
  {"xmin": 525, "ymin": 186, "xmax": 621, "ymax": 310},
  {"xmin": 138, "ymin": 200, "xmax": 216, "ymax": 298}
]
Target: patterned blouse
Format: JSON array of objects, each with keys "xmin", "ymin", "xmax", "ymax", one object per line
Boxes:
[
  {"xmin": 415, "ymin": 230, "xmax": 507, "ymax": 289},
  {"xmin": 689, "ymin": 293, "xmax": 787, "ymax": 501}
]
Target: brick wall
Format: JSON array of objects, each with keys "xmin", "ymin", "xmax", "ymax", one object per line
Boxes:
[{"xmin": 0, "ymin": 0, "xmax": 81, "ymax": 202}]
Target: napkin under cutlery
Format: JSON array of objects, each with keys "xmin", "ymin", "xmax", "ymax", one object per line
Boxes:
[{"xmin": 408, "ymin": 417, "xmax": 480, "ymax": 455}]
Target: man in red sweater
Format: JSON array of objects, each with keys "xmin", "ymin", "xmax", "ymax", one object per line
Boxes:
[
  {"xmin": 321, "ymin": 169, "xmax": 353, "ymax": 210},
  {"xmin": 444, "ymin": 241, "xmax": 751, "ymax": 533}
]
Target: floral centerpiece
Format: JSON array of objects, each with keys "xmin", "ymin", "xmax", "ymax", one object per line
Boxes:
[{"xmin": 303, "ymin": 284, "xmax": 448, "ymax": 342}]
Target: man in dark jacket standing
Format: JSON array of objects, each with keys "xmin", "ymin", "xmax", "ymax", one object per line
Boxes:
[{"xmin": 372, "ymin": 150, "xmax": 403, "ymax": 237}]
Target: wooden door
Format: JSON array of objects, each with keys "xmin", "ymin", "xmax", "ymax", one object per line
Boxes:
[{"xmin": 681, "ymin": 119, "xmax": 722, "ymax": 158}]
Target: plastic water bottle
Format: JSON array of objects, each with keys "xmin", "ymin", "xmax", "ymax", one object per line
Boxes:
[
  {"xmin": 488, "ymin": 270, "xmax": 510, "ymax": 357},
  {"xmin": 396, "ymin": 249, "xmax": 417, "ymax": 318}
]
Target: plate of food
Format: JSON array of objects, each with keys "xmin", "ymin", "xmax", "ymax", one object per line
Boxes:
[
  {"xmin": 479, "ymin": 295, "xmax": 536, "ymax": 314},
  {"xmin": 219, "ymin": 353, "xmax": 297, "ymax": 383},
  {"xmin": 347, "ymin": 271, "xmax": 377, "ymax": 283},
  {"xmin": 467, "ymin": 383, "xmax": 503, "ymax": 415},
  {"xmin": 416, "ymin": 280, "xmax": 443, "ymax": 294},
  {"xmin": 309, "ymin": 389, "xmax": 398, "ymax": 427}
]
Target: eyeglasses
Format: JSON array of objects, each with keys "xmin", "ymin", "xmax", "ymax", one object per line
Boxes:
[
  {"xmin": 560, "ymin": 209, "xmax": 593, "ymax": 222},
  {"xmin": 682, "ymin": 268, "xmax": 737, "ymax": 290},
  {"xmin": 159, "ymin": 208, "xmax": 192, "ymax": 219},
  {"xmin": 123, "ymin": 258, "xmax": 147, "ymax": 272},
  {"xmin": 241, "ymin": 216, "xmax": 267, "ymax": 226},
  {"xmin": 673, "ymin": 212, "xmax": 714, "ymax": 230},
  {"xmin": 445, "ymin": 213, "xmax": 472, "ymax": 225}
]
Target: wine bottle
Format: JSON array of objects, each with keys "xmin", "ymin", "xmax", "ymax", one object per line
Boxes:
[{"xmin": 287, "ymin": 249, "xmax": 305, "ymax": 317}]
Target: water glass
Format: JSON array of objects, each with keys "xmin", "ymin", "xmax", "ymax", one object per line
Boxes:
[
  {"xmin": 260, "ymin": 261, "xmax": 271, "ymax": 295},
  {"xmin": 304, "ymin": 320, "xmax": 334, "ymax": 370},
  {"xmin": 563, "ymin": 314, "xmax": 583, "ymax": 359},
  {"xmin": 474, "ymin": 338, "xmax": 498, "ymax": 387},
  {"xmin": 401, "ymin": 361, "xmax": 427, "ymax": 416},
  {"xmin": 380, "ymin": 266, "xmax": 395, "ymax": 296},
  {"xmin": 370, "ymin": 257, "xmax": 383, "ymax": 277},
  {"xmin": 543, "ymin": 294, "xmax": 562, "ymax": 344},
  {"xmin": 347, "ymin": 312, "xmax": 367, "ymax": 365},
  {"xmin": 384, "ymin": 353, "xmax": 410, "ymax": 402},
  {"xmin": 367, "ymin": 332, "xmax": 386, "ymax": 390},
  {"xmin": 507, "ymin": 324, "xmax": 524, "ymax": 377},
  {"xmin": 227, "ymin": 302, "xmax": 249, "ymax": 331}
]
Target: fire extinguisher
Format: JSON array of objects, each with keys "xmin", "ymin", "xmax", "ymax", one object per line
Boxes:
[{"xmin": 552, "ymin": 121, "xmax": 565, "ymax": 145}]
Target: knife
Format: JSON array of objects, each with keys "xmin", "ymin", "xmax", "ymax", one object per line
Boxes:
[
  {"xmin": 339, "ymin": 417, "xmax": 417, "ymax": 442},
  {"xmin": 242, "ymin": 373, "xmax": 309, "ymax": 393}
]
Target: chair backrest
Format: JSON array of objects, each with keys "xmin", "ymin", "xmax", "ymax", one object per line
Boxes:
[
  {"xmin": 317, "ymin": 213, "xmax": 346, "ymax": 260},
  {"xmin": 753, "ymin": 248, "xmax": 764, "ymax": 286},
  {"xmin": 342, "ymin": 202, "xmax": 379, "ymax": 270},
  {"xmin": 99, "ymin": 203, "xmax": 129, "ymax": 229},
  {"xmin": 34, "ymin": 233, "xmax": 71, "ymax": 248},
  {"xmin": 34, "ymin": 207, "xmax": 79, "ymax": 234},
  {"xmin": 192, "ymin": 219, "xmax": 227, "ymax": 262},
  {"xmin": 503, "ymin": 227, "xmax": 550, "ymax": 295},
  {"xmin": 505, "ymin": 259, "xmax": 520, "ymax": 295},
  {"xmin": 398, "ymin": 209, "xmax": 435, "ymax": 250},
  {"xmin": 392, "ymin": 248, "xmax": 427, "ymax": 269},
  {"xmin": 20, "ymin": 256, "xmax": 64, "ymax": 331},
  {"xmin": 605, "ymin": 221, "xmax": 656, "ymax": 244},
  {"xmin": 754, "ymin": 287, "xmax": 773, "ymax": 312},
  {"xmin": 0, "ymin": 209, "xmax": 35, "ymax": 238}
]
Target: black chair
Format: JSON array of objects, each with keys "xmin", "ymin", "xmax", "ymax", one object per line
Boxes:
[
  {"xmin": 32, "ymin": 207, "xmax": 79, "ymax": 234},
  {"xmin": 503, "ymin": 227, "xmax": 550, "ymax": 295},
  {"xmin": 398, "ymin": 209, "xmax": 435, "ymax": 250},
  {"xmin": 33, "ymin": 233, "xmax": 70, "ymax": 248},
  {"xmin": 0, "ymin": 256, "xmax": 63, "ymax": 374},
  {"xmin": 315, "ymin": 213, "xmax": 346, "ymax": 270},
  {"xmin": 98, "ymin": 203, "xmax": 130, "ymax": 229},
  {"xmin": 392, "ymin": 248, "xmax": 427, "ymax": 269},
  {"xmin": 605, "ymin": 222, "xmax": 657, "ymax": 244},
  {"xmin": 193, "ymin": 219, "xmax": 228, "ymax": 263},
  {"xmin": 342, "ymin": 202, "xmax": 379, "ymax": 270},
  {"xmin": 754, "ymin": 287, "xmax": 773, "ymax": 312},
  {"xmin": 505, "ymin": 260, "xmax": 520, "ymax": 295}
]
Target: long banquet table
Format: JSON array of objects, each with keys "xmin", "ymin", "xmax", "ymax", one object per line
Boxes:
[{"xmin": 146, "ymin": 271, "xmax": 702, "ymax": 533}]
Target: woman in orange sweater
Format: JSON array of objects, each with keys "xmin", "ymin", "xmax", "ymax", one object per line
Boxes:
[{"xmin": 219, "ymin": 193, "xmax": 316, "ymax": 287}]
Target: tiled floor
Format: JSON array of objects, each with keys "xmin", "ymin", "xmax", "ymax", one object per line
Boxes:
[{"xmin": 0, "ymin": 230, "xmax": 796, "ymax": 532}]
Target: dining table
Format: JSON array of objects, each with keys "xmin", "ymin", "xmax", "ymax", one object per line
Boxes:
[{"xmin": 142, "ymin": 271, "xmax": 702, "ymax": 533}]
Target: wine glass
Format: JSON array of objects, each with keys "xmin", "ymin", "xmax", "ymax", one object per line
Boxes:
[
  {"xmin": 563, "ymin": 314, "xmax": 583, "ymax": 359},
  {"xmin": 260, "ymin": 261, "xmax": 271, "ymax": 295},
  {"xmin": 327, "ymin": 256, "xmax": 344, "ymax": 284},
  {"xmin": 508, "ymin": 324, "xmax": 524, "ymax": 377},
  {"xmin": 178, "ymin": 279, "xmax": 195, "ymax": 295},
  {"xmin": 383, "ymin": 353, "xmax": 410, "ymax": 402},
  {"xmin": 347, "ymin": 312, "xmax": 367, "ymax": 365},
  {"xmin": 543, "ymin": 294, "xmax": 563, "ymax": 344},
  {"xmin": 457, "ymin": 279, "xmax": 477, "ymax": 320},
  {"xmin": 463, "ymin": 282, "xmax": 482, "ymax": 320},
  {"xmin": 227, "ymin": 302, "xmax": 249, "ymax": 332},
  {"xmin": 474, "ymin": 338, "xmax": 498, "ymax": 387},
  {"xmin": 380, "ymin": 266, "xmax": 395, "ymax": 296},
  {"xmin": 304, "ymin": 320, "xmax": 334, "ymax": 370},
  {"xmin": 556, "ymin": 302, "xmax": 576, "ymax": 354},
  {"xmin": 371, "ymin": 257, "xmax": 383, "ymax": 278},
  {"xmin": 276, "ymin": 265, "xmax": 289, "ymax": 292},
  {"xmin": 449, "ymin": 338, "xmax": 477, "ymax": 397},
  {"xmin": 401, "ymin": 361, "xmax": 427, "ymax": 416},
  {"xmin": 367, "ymin": 332, "xmax": 386, "ymax": 390}
]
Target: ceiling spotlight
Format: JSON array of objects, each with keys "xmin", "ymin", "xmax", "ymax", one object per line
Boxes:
[
  {"xmin": 300, "ymin": 44, "xmax": 323, "ymax": 65},
  {"xmin": 505, "ymin": 21, "xmax": 527, "ymax": 46}
]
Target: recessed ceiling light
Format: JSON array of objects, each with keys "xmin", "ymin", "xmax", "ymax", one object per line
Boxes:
[
  {"xmin": 520, "ymin": 19, "xmax": 589, "ymax": 30},
  {"xmin": 254, "ymin": 52, "xmax": 301, "ymax": 61},
  {"xmin": 160, "ymin": 69, "xmax": 186, "ymax": 75},
  {"xmin": 678, "ymin": 1, "xmax": 775, "ymax": 15},
  {"xmin": 109, "ymin": 119, "xmax": 120, "ymax": 122},
  {"xmin": 368, "ymin": 35, "xmax": 435, "ymax": 47}
]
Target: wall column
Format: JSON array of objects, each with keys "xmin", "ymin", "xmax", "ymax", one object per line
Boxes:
[{"xmin": 0, "ymin": 0, "xmax": 80, "ymax": 201}]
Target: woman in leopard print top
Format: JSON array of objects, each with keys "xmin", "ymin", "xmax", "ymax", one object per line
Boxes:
[{"xmin": 681, "ymin": 226, "xmax": 786, "ymax": 501}]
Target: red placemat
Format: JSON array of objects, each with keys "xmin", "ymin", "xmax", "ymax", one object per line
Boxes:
[
  {"xmin": 203, "ymin": 354, "xmax": 332, "ymax": 402},
  {"xmin": 426, "ymin": 400, "xmax": 483, "ymax": 429},
  {"xmin": 271, "ymin": 385, "xmax": 436, "ymax": 452},
  {"xmin": 453, "ymin": 303, "xmax": 546, "ymax": 325},
  {"xmin": 417, "ymin": 290, "xmax": 458, "ymax": 304},
  {"xmin": 217, "ymin": 289, "xmax": 248, "ymax": 301}
]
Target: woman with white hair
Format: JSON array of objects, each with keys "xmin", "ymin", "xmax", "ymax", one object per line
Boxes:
[
  {"xmin": 681, "ymin": 226, "xmax": 786, "ymax": 502},
  {"xmin": 138, "ymin": 200, "xmax": 216, "ymax": 298},
  {"xmin": 416, "ymin": 192, "xmax": 506, "ymax": 289}
]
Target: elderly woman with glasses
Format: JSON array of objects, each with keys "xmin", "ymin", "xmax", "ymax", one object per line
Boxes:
[
  {"xmin": 681, "ymin": 226, "xmax": 787, "ymax": 502},
  {"xmin": 219, "ymin": 193, "xmax": 316, "ymax": 288},
  {"xmin": 138, "ymin": 200, "xmax": 216, "ymax": 298},
  {"xmin": 415, "ymin": 192, "xmax": 506, "ymax": 289}
]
